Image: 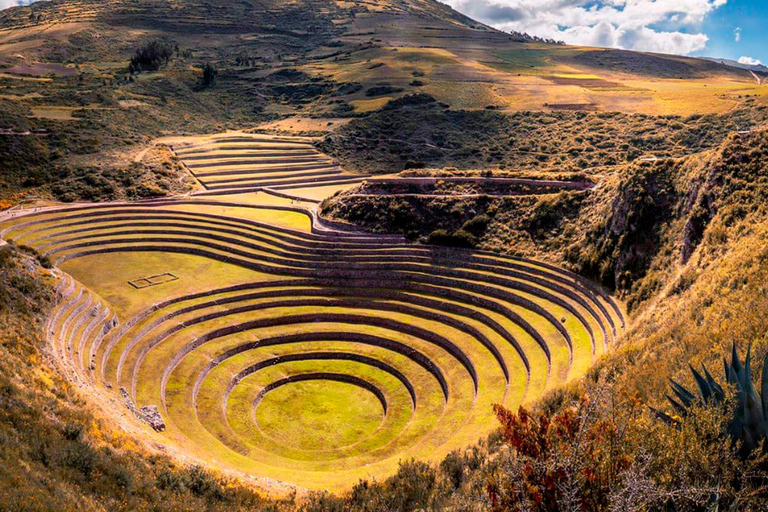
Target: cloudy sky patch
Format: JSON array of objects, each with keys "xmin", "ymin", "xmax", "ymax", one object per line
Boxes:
[
  {"xmin": 0, "ymin": 0, "xmax": 35, "ymax": 9},
  {"xmin": 446, "ymin": 0, "xmax": 730, "ymax": 55},
  {"xmin": 738, "ymin": 56, "xmax": 762, "ymax": 66}
]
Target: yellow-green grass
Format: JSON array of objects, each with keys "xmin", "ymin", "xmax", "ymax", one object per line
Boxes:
[
  {"xmin": 45, "ymin": 235, "xmax": 594, "ymax": 387},
  {"xmin": 253, "ymin": 378, "xmax": 385, "ymax": 451},
  {"xmin": 154, "ymin": 325, "xmax": 496, "ymax": 471},
  {"xmin": 225, "ymin": 360, "xmax": 413, "ymax": 461},
  {"xmin": 60, "ymin": 252, "xmax": 278, "ymax": 320},
  {"xmin": 349, "ymin": 97, "xmax": 392, "ymax": 113},
  {"xmin": 204, "ymin": 343, "xmax": 445, "ymax": 455},
  {"xmin": 163, "ymin": 203, "xmax": 313, "ymax": 232},
  {"xmin": 190, "ymin": 158, "xmax": 333, "ymax": 170},
  {"xmin": 36, "ymin": 220, "xmax": 616, "ymax": 384},
  {"xmin": 21, "ymin": 214, "xmax": 317, "ymax": 256},
  {"xmin": 422, "ymin": 81, "xmax": 506, "ymax": 110},
  {"xmin": 184, "ymin": 152, "xmax": 326, "ymax": 163},
  {"xmin": 1, "ymin": 179, "xmax": 624, "ymax": 491},
  {"xmin": 4, "ymin": 207, "xmax": 353, "ymax": 260},
  {"xmin": 121, "ymin": 290, "xmax": 528, "ymax": 462},
  {"xmin": 278, "ymin": 183, "xmax": 361, "ymax": 201},
  {"xmin": 8, "ymin": 207, "xmax": 615, "ymax": 363},
  {"xmin": 305, "ymin": 40, "xmax": 762, "ymax": 115},
  {"xmin": 112, "ymin": 283, "xmax": 528, "ymax": 401},
  {"xmin": 199, "ymin": 173, "xmax": 346, "ymax": 190},
  {"xmin": 6, "ymin": 206, "xmax": 617, "ymax": 355}
]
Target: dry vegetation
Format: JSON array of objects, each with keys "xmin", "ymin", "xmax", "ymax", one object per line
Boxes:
[
  {"xmin": 321, "ymin": 97, "xmax": 768, "ymax": 174},
  {"xmin": 323, "ymin": 123, "xmax": 768, "ymax": 309}
]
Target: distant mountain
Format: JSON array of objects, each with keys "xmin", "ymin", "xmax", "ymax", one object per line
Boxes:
[
  {"xmin": 700, "ymin": 56, "xmax": 768, "ymax": 74},
  {"xmin": 0, "ymin": 0, "xmax": 762, "ymax": 125}
]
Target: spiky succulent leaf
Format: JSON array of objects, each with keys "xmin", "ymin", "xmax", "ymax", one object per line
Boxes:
[
  {"xmin": 761, "ymin": 351, "xmax": 768, "ymax": 421},
  {"xmin": 703, "ymin": 365, "xmax": 725, "ymax": 404},
  {"xmin": 670, "ymin": 379, "xmax": 697, "ymax": 407},
  {"xmin": 725, "ymin": 357, "xmax": 738, "ymax": 386},
  {"xmin": 666, "ymin": 343, "xmax": 768, "ymax": 459},
  {"xmin": 731, "ymin": 342, "xmax": 743, "ymax": 379},
  {"xmin": 649, "ymin": 406, "xmax": 679, "ymax": 426},
  {"xmin": 666, "ymin": 395, "xmax": 688, "ymax": 416},
  {"xmin": 690, "ymin": 365, "xmax": 712, "ymax": 402},
  {"xmin": 741, "ymin": 425, "xmax": 758, "ymax": 457},
  {"xmin": 744, "ymin": 385, "xmax": 768, "ymax": 444}
]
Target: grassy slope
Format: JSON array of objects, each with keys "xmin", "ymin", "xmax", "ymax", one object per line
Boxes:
[
  {"xmin": 301, "ymin": 119, "xmax": 768, "ymax": 512},
  {"xmin": 320, "ymin": 100, "xmax": 768, "ymax": 174},
  {"xmin": 327, "ymin": 128, "xmax": 768, "ymax": 359},
  {"xmin": 592, "ymin": 129, "xmax": 768, "ymax": 400}
]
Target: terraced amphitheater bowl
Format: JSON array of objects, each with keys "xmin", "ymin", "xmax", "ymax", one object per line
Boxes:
[{"xmin": 0, "ymin": 135, "xmax": 624, "ymax": 491}]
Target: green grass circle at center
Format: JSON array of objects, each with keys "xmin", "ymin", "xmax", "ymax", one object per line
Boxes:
[{"xmin": 253, "ymin": 379, "xmax": 386, "ymax": 451}]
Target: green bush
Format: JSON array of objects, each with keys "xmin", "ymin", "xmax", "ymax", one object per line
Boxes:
[{"xmin": 426, "ymin": 228, "xmax": 476, "ymax": 248}]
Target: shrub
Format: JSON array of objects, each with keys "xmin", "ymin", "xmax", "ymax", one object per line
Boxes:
[
  {"xmin": 426, "ymin": 228, "xmax": 476, "ymax": 248},
  {"xmin": 654, "ymin": 342, "xmax": 768, "ymax": 459},
  {"xmin": 183, "ymin": 465, "xmax": 225, "ymax": 501},
  {"xmin": 60, "ymin": 440, "xmax": 98, "ymax": 477},
  {"xmin": 383, "ymin": 93, "xmax": 436, "ymax": 110},
  {"xmin": 156, "ymin": 468, "xmax": 185, "ymax": 493},
  {"xmin": 462, "ymin": 214, "xmax": 490, "ymax": 236},
  {"xmin": 440, "ymin": 450, "xmax": 465, "ymax": 489}
]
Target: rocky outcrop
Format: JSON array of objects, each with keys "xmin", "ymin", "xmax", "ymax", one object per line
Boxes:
[{"xmin": 120, "ymin": 388, "xmax": 165, "ymax": 432}]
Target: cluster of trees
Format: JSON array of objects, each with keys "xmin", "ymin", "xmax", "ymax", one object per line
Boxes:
[
  {"xmin": 129, "ymin": 40, "xmax": 177, "ymax": 74},
  {"xmin": 126, "ymin": 41, "xmax": 219, "ymax": 89},
  {"xmin": 507, "ymin": 30, "xmax": 565, "ymax": 45}
]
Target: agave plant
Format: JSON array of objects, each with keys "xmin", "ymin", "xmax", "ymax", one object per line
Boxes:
[{"xmin": 654, "ymin": 342, "xmax": 768, "ymax": 458}]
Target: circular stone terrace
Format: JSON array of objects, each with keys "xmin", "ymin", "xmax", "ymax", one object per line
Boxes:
[{"xmin": 0, "ymin": 132, "xmax": 625, "ymax": 491}]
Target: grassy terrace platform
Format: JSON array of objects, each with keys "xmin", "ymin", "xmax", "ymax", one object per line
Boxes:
[
  {"xmin": 170, "ymin": 133, "xmax": 369, "ymax": 198},
  {"xmin": 0, "ymin": 134, "xmax": 624, "ymax": 492}
]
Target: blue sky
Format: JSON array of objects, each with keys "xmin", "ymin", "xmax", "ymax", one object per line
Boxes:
[
  {"xmin": 446, "ymin": 0, "xmax": 766, "ymax": 64},
  {"xmin": 703, "ymin": 1, "xmax": 767, "ymax": 63}
]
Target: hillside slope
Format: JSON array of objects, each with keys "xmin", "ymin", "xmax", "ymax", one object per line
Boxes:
[{"xmin": 0, "ymin": 0, "xmax": 764, "ymax": 206}]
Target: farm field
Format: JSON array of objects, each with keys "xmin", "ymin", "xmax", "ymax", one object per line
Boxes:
[{"xmin": 0, "ymin": 134, "xmax": 625, "ymax": 490}]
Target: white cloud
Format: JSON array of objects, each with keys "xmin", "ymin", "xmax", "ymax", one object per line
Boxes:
[
  {"xmin": 738, "ymin": 56, "xmax": 762, "ymax": 66},
  {"xmin": 734, "ymin": 26, "xmax": 742, "ymax": 42},
  {"xmin": 445, "ymin": 0, "xmax": 729, "ymax": 56},
  {"xmin": 0, "ymin": 0, "xmax": 38, "ymax": 10}
]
